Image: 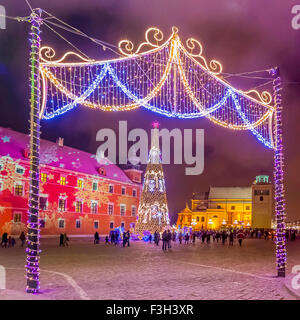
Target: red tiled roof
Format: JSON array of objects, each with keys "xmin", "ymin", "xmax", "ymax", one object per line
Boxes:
[{"xmin": 0, "ymin": 126, "xmax": 134, "ymax": 184}]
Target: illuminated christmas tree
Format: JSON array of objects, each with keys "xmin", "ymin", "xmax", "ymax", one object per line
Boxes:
[{"xmin": 136, "ymin": 121, "xmax": 170, "ymax": 235}]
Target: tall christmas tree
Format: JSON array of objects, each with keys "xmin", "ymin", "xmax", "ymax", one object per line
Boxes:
[{"xmin": 136, "ymin": 121, "xmax": 170, "ymax": 235}]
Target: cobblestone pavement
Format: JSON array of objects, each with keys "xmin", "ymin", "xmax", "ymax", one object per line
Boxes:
[{"xmin": 0, "ymin": 238, "xmax": 299, "ymax": 300}]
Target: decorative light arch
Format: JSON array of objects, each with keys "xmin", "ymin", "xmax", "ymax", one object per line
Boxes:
[{"xmin": 27, "ymin": 9, "xmax": 285, "ymax": 294}]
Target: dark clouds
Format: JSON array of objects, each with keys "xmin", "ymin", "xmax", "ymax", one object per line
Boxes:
[{"xmin": 0, "ymin": 0, "xmax": 299, "ymax": 222}]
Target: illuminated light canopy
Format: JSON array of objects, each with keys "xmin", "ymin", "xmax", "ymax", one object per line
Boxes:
[{"xmin": 39, "ymin": 27, "xmax": 275, "ymax": 149}]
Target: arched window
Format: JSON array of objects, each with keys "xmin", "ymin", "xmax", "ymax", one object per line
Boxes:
[{"xmin": 201, "ymin": 217, "xmax": 205, "ymax": 222}]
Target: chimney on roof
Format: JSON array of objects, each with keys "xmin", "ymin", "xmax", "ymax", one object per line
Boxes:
[{"xmin": 56, "ymin": 137, "xmax": 64, "ymax": 147}]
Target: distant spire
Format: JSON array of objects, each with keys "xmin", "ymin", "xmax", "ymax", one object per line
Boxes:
[{"xmin": 150, "ymin": 121, "xmax": 160, "ymax": 163}]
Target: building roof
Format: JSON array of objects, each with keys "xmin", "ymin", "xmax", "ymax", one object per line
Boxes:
[
  {"xmin": 208, "ymin": 186, "xmax": 252, "ymax": 199},
  {"xmin": 0, "ymin": 126, "xmax": 135, "ymax": 184},
  {"xmin": 179, "ymin": 203, "xmax": 193, "ymax": 214}
]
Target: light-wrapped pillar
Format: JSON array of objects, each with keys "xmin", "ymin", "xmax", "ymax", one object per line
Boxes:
[
  {"xmin": 272, "ymin": 67, "xmax": 286, "ymax": 277},
  {"xmin": 26, "ymin": 8, "xmax": 42, "ymax": 293}
]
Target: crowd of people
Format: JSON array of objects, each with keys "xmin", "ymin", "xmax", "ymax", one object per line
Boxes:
[
  {"xmin": 93, "ymin": 230, "xmax": 131, "ymax": 247},
  {"xmin": 0, "ymin": 231, "xmax": 26, "ymax": 248}
]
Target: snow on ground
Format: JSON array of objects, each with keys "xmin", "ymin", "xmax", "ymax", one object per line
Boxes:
[{"xmin": 0, "ymin": 237, "xmax": 299, "ymax": 300}]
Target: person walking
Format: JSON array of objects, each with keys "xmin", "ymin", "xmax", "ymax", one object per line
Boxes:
[
  {"xmin": 237, "ymin": 229, "xmax": 245, "ymax": 247},
  {"xmin": 1, "ymin": 232, "xmax": 8, "ymax": 248},
  {"xmin": 115, "ymin": 232, "xmax": 119, "ymax": 246},
  {"xmin": 149, "ymin": 233, "xmax": 152, "ymax": 243},
  {"xmin": 63, "ymin": 233, "xmax": 69, "ymax": 247},
  {"xmin": 229, "ymin": 231, "xmax": 234, "ymax": 246},
  {"xmin": 19, "ymin": 231, "xmax": 26, "ymax": 247},
  {"xmin": 122, "ymin": 232, "xmax": 127, "ymax": 247},
  {"xmin": 192, "ymin": 232, "xmax": 196, "ymax": 245},
  {"xmin": 111, "ymin": 232, "xmax": 115, "ymax": 245},
  {"xmin": 178, "ymin": 232, "xmax": 183, "ymax": 244},
  {"xmin": 185, "ymin": 233, "xmax": 189, "ymax": 244},
  {"xmin": 94, "ymin": 231, "xmax": 99, "ymax": 244},
  {"xmin": 222, "ymin": 231, "xmax": 226, "ymax": 245},
  {"xmin": 162, "ymin": 230, "xmax": 168, "ymax": 251},
  {"xmin": 59, "ymin": 233, "xmax": 64, "ymax": 247},
  {"xmin": 201, "ymin": 232, "xmax": 206, "ymax": 243},
  {"xmin": 206, "ymin": 232, "xmax": 211, "ymax": 244},
  {"xmin": 105, "ymin": 235, "xmax": 109, "ymax": 245},
  {"xmin": 126, "ymin": 231, "xmax": 130, "ymax": 247},
  {"xmin": 167, "ymin": 230, "xmax": 172, "ymax": 249}
]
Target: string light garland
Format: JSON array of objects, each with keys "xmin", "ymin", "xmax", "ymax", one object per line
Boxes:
[
  {"xmin": 39, "ymin": 27, "xmax": 274, "ymax": 149},
  {"xmin": 27, "ymin": 8, "xmax": 42, "ymax": 294}
]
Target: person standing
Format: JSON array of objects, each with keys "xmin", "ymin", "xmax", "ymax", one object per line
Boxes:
[
  {"xmin": 237, "ymin": 229, "xmax": 245, "ymax": 247},
  {"xmin": 126, "ymin": 231, "xmax": 130, "ymax": 247},
  {"xmin": 19, "ymin": 231, "xmax": 26, "ymax": 247},
  {"xmin": 122, "ymin": 232, "xmax": 127, "ymax": 247},
  {"xmin": 167, "ymin": 230, "xmax": 172, "ymax": 249},
  {"xmin": 59, "ymin": 233, "xmax": 64, "ymax": 247},
  {"xmin": 222, "ymin": 231, "xmax": 226, "ymax": 245},
  {"xmin": 149, "ymin": 233, "xmax": 152, "ymax": 243},
  {"xmin": 63, "ymin": 233, "xmax": 69, "ymax": 247},
  {"xmin": 192, "ymin": 233, "xmax": 196, "ymax": 245},
  {"xmin": 94, "ymin": 231, "xmax": 99, "ymax": 244},
  {"xmin": 229, "ymin": 231, "xmax": 234, "ymax": 246},
  {"xmin": 178, "ymin": 232, "xmax": 183, "ymax": 244},
  {"xmin": 162, "ymin": 230, "xmax": 168, "ymax": 251}
]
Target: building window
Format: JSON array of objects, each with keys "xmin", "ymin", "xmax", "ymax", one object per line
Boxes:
[
  {"xmin": 121, "ymin": 186, "xmax": 126, "ymax": 195},
  {"xmin": 254, "ymin": 189, "xmax": 269, "ymax": 196},
  {"xmin": 109, "ymin": 184, "xmax": 114, "ymax": 193},
  {"xmin": 58, "ymin": 198, "xmax": 66, "ymax": 212},
  {"xmin": 132, "ymin": 189, "xmax": 137, "ymax": 197},
  {"xmin": 14, "ymin": 183, "xmax": 23, "ymax": 196},
  {"xmin": 121, "ymin": 222, "xmax": 125, "ymax": 229},
  {"xmin": 40, "ymin": 196, "xmax": 48, "ymax": 210},
  {"xmin": 260, "ymin": 196, "xmax": 264, "ymax": 202},
  {"xmin": 15, "ymin": 165, "xmax": 25, "ymax": 175},
  {"xmin": 197, "ymin": 216, "xmax": 200, "ymax": 222},
  {"xmin": 108, "ymin": 203, "xmax": 114, "ymax": 215},
  {"xmin": 217, "ymin": 205, "xmax": 221, "ymax": 209},
  {"xmin": 99, "ymin": 167, "xmax": 106, "ymax": 176},
  {"xmin": 77, "ymin": 179, "xmax": 83, "ymax": 189},
  {"xmin": 94, "ymin": 220, "xmax": 99, "ymax": 229},
  {"xmin": 40, "ymin": 219, "xmax": 45, "ymax": 228},
  {"xmin": 13, "ymin": 213, "xmax": 22, "ymax": 223},
  {"xmin": 110, "ymin": 222, "xmax": 114, "ymax": 229},
  {"xmin": 60, "ymin": 176, "xmax": 66, "ymax": 185},
  {"xmin": 201, "ymin": 217, "xmax": 205, "ymax": 222},
  {"xmin": 41, "ymin": 173, "xmax": 47, "ymax": 182},
  {"xmin": 246, "ymin": 206, "xmax": 250, "ymax": 210},
  {"xmin": 75, "ymin": 219, "xmax": 81, "ymax": 229},
  {"xmin": 92, "ymin": 181, "xmax": 98, "ymax": 191},
  {"xmin": 75, "ymin": 201, "xmax": 83, "ymax": 213},
  {"xmin": 58, "ymin": 219, "xmax": 65, "ymax": 229},
  {"xmin": 91, "ymin": 201, "xmax": 98, "ymax": 214},
  {"xmin": 120, "ymin": 204, "xmax": 126, "ymax": 216},
  {"xmin": 231, "ymin": 206, "xmax": 235, "ymax": 210},
  {"xmin": 131, "ymin": 205, "xmax": 136, "ymax": 217}
]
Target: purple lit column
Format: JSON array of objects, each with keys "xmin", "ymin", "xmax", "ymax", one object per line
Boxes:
[
  {"xmin": 272, "ymin": 67, "xmax": 286, "ymax": 277},
  {"xmin": 26, "ymin": 8, "xmax": 42, "ymax": 293}
]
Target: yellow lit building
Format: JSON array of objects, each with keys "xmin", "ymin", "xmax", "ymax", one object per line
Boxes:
[{"xmin": 177, "ymin": 176, "xmax": 273, "ymax": 230}]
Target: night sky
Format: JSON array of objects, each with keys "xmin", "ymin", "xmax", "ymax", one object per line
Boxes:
[{"xmin": 0, "ymin": 0, "xmax": 299, "ymax": 223}]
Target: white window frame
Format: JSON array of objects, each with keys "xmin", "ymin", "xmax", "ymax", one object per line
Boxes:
[
  {"xmin": 131, "ymin": 205, "xmax": 136, "ymax": 217},
  {"xmin": 91, "ymin": 200, "xmax": 98, "ymax": 214},
  {"xmin": 94, "ymin": 220, "xmax": 99, "ymax": 229},
  {"xmin": 92, "ymin": 180, "xmax": 98, "ymax": 191},
  {"xmin": 58, "ymin": 197, "xmax": 67, "ymax": 212},
  {"xmin": 109, "ymin": 184, "xmax": 114, "ymax": 193},
  {"xmin": 40, "ymin": 194, "xmax": 48, "ymax": 210},
  {"xmin": 121, "ymin": 186, "xmax": 126, "ymax": 195},
  {"xmin": 120, "ymin": 204, "xmax": 126, "ymax": 216},
  {"xmin": 77, "ymin": 178, "xmax": 84, "ymax": 189},
  {"xmin": 108, "ymin": 203, "xmax": 114, "ymax": 215},
  {"xmin": 14, "ymin": 181, "xmax": 24, "ymax": 196},
  {"xmin": 75, "ymin": 200, "xmax": 83, "ymax": 213},
  {"xmin": 15, "ymin": 164, "xmax": 25, "ymax": 175},
  {"xmin": 75, "ymin": 219, "xmax": 81, "ymax": 229},
  {"xmin": 58, "ymin": 218, "xmax": 65, "ymax": 229},
  {"xmin": 13, "ymin": 212, "xmax": 22, "ymax": 223}
]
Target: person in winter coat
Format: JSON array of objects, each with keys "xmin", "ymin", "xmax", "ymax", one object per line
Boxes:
[
  {"xmin": 167, "ymin": 230, "xmax": 172, "ymax": 249},
  {"xmin": 19, "ymin": 231, "xmax": 26, "ymax": 247},
  {"xmin": 237, "ymin": 230, "xmax": 245, "ymax": 246},
  {"xmin": 229, "ymin": 231, "xmax": 234, "ymax": 246},
  {"xmin": 162, "ymin": 230, "xmax": 168, "ymax": 251},
  {"xmin": 94, "ymin": 232, "xmax": 99, "ymax": 244},
  {"xmin": 178, "ymin": 232, "xmax": 183, "ymax": 244},
  {"xmin": 59, "ymin": 233, "xmax": 64, "ymax": 247}
]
